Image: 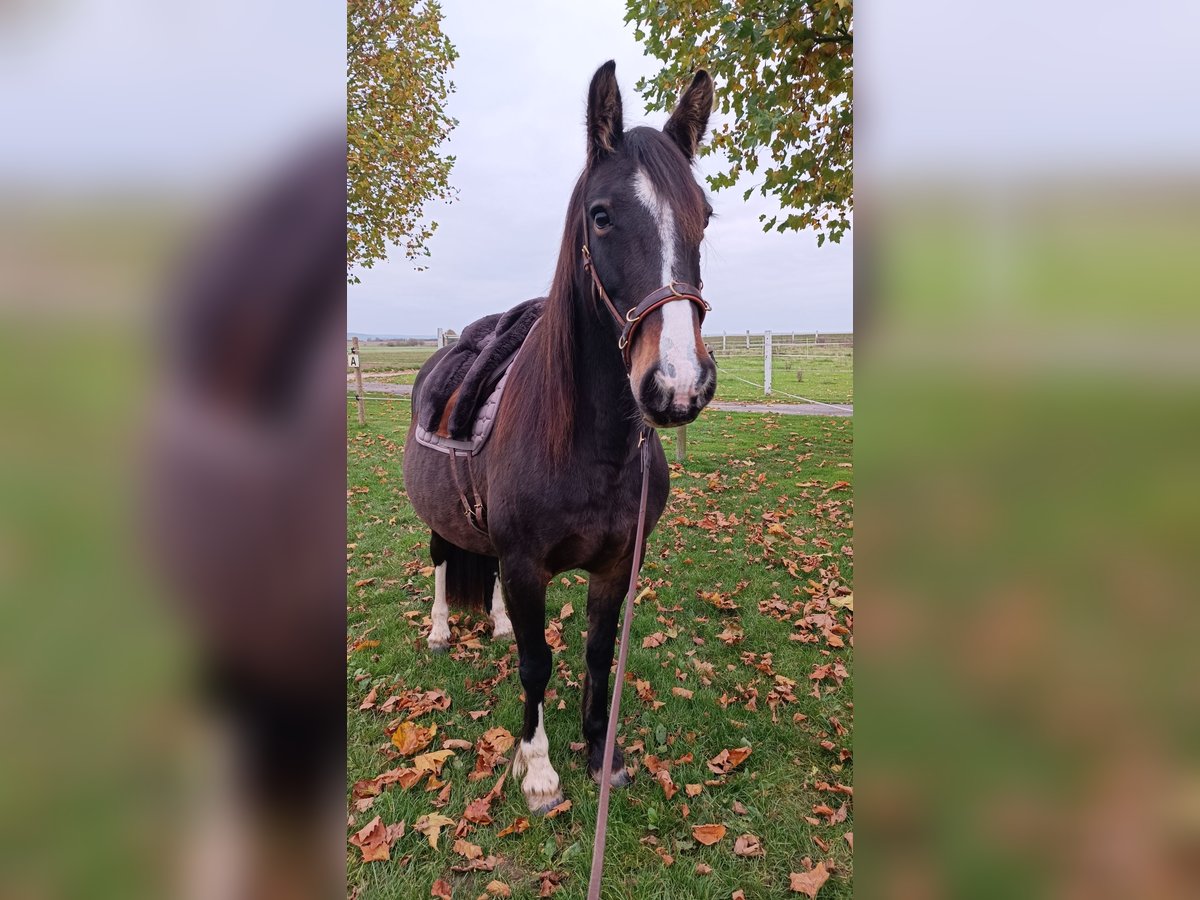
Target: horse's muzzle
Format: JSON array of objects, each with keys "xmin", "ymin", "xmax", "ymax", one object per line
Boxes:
[{"xmin": 637, "ymin": 360, "xmax": 716, "ymax": 427}]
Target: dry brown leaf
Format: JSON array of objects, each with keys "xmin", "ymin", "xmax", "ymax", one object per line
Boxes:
[
  {"xmin": 732, "ymin": 891, "xmax": 746, "ymax": 900},
  {"xmin": 707, "ymin": 746, "xmax": 752, "ymax": 774},
  {"xmin": 392, "ymin": 721, "xmax": 437, "ymax": 755},
  {"xmin": 642, "ymin": 632, "xmax": 667, "ymax": 648},
  {"xmin": 691, "ymin": 823, "xmax": 727, "ymax": 846},
  {"xmin": 789, "ymin": 861, "xmax": 830, "ymax": 897},
  {"xmin": 685, "ymin": 783, "xmax": 703, "ymax": 798},
  {"xmin": 413, "ymin": 813, "xmax": 456, "ymax": 850},
  {"xmin": 559, "ymin": 602, "xmax": 574, "ymax": 620},
  {"xmin": 695, "ymin": 862, "xmax": 712, "ymax": 875},
  {"xmin": 844, "ymin": 832, "xmax": 853, "ymax": 850},
  {"xmin": 453, "ymin": 838, "xmax": 483, "ymax": 859},
  {"xmin": 359, "ymin": 686, "xmax": 377, "ymax": 711},
  {"xmin": 481, "ymin": 727, "xmax": 515, "ymax": 753},
  {"xmin": 544, "ymin": 799, "xmax": 572, "ymax": 818},
  {"xmin": 484, "ymin": 881, "xmax": 512, "ymax": 897},
  {"xmin": 463, "ymin": 796, "xmax": 494, "ymax": 824},
  {"xmin": 413, "ymin": 749, "xmax": 455, "ymax": 777},
  {"xmin": 537, "ymin": 870, "xmax": 565, "ymax": 896},
  {"xmin": 655, "ymin": 769, "xmax": 678, "ymax": 800},
  {"xmin": 672, "ymin": 687, "xmax": 694, "ymax": 700},
  {"xmin": 734, "ymin": 833, "xmax": 765, "ymax": 858},
  {"xmin": 431, "ymin": 878, "xmax": 452, "ymax": 900},
  {"xmin": 348, "ymin": 815, "xmax": 391, "ymax": 862},
  {"xmin": 497, "ymin": 817, "xmax": 529, "ymax": 837}
]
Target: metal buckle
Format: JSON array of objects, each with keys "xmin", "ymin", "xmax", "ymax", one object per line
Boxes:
[
  {"xmin": 618, "ymin": 333, "xmax": 629, "ymax": 350},
  {"xmin": 625, "ymin": 307, "xmax": 639, "ymax": 323}
]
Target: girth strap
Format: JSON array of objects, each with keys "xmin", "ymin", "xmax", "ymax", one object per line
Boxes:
[{"xmin": 448, "ymin": 447, "xmax": 488, "ymax": 536}]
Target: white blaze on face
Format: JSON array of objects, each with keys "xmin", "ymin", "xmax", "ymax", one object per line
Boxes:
[{"xmin": 633, "ymin": 168, "xmax": 702, "ymax": 409}]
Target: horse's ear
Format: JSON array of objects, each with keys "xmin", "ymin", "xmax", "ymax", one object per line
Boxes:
[
  {"xmin": 664, "ymin": 70, "xmax": 714, "ymax": 160},
  {"xmin": 587, "ymin": 60, "xmax": 623, "ymax": 164}
]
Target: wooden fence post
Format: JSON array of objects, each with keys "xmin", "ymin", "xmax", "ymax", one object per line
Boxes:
[
  {"xmin": 676, "ymin": 425, "xmax": 687, "ymax": 463},
  {"xmin": 351, "ymin": 336, "xmax": 365, "ymax": 424},
  {"xmin": 745, "ymin": 330, "xmax": 750, "ymax": 349},
  {"xmin": 764, "ymin": 330, "xmax": 772, "ymax": 396},
  {"xmin": 722, "ymin": 331, "xmax": 726, "ymax": 352}
]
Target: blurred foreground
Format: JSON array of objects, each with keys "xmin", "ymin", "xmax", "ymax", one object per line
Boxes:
[{"xmin": 0, "ymin": 2, "xmax": 345, "ymax": 898}]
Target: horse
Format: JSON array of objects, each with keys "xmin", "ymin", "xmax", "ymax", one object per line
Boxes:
[{"xmin": 403, "ymin": 60, "xmax": 717, "ymax": 814}]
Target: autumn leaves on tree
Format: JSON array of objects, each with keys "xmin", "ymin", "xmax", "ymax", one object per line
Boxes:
[
  {"xmin": 347, "ymin": 0, "xmax": 458, "ymax": 282},
  {"xmin": 627, "ymin": 0, "xmax": 853, "ymax": 246}
]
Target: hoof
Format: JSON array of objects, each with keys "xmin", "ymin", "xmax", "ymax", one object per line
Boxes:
[
  {"xmin": 492, "ymin": 624, "xmax": 514, "ymax": 641},
  {"xmin": 530, "ymin": 792, "xmax": 567, "ymax": 816},
  {"xmin": 428, "ymin": 639, "xmax": 450, "ymax": 654},
  {"xmin": 590, "ymin": 766, "xmax": 633, "ymax": 789}
]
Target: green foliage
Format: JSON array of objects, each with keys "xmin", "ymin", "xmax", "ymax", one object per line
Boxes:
[
  {"xmin": 626, "ymin": 0, "xmax": 852, "ymax": 246},
  {"xmin": 347, "ymin": 0, "xmax": 459, "ymax": 282}
]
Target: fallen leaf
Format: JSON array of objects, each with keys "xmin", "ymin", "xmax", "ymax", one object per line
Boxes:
[
  {"xmin": 656, "ymin": 769, "xmax": 678, "ymax": 800},
  {"xmin": 642, "ymin": 632, "xmax": 667, "ymax": 648},
  {"xmin": 392, "ymin": 721, "xmax": 437, "ymax": 755},
  {"xmin": 484, "ymin": 881, "xmax": 512, "ymax": 897},
  {"xmin": 844, "ymin": 832, "xmax": 853, "ymax": 850},
  {"xmin": 544, "ymin": 799, "xmax": 572, "ymax": 818},
  {"xmin": 463, "ymin": 796, "xmax": 494, "ymax": 824},
  {"xmin": 413, "ymin": 813, "xmax": 456, "ymax": 849},
  {"xmin": 734, "ymin": 833, "xmax": 765, "ymax": 858},
  {"xmin": 685, "ymin": 783, "xmax": 703, "ymax": 797},
  {"xmin": 790, "ymin": 861, "xmax": 830, "ymax": 897},
  {"xmin": 707, "ymin": 746, "xmax": 752, "ymax": 774},
  {"xmin": 497, "ymin": 817, "xmax": 529, "ymax": 837},
  {"xmin": 348, "ymin": 815, "xmax": 391, "ymax": 862},
  {"xmin": 454, "ymin": 838, "xmax": 483, "ymax": 860},
  {"xmin": 359, "ymin": 686, "xmax": 378, "ymax": 711},
  {"xmin": 431, "ymin": 878, "xmax": 452, "ymax": 899},
  {"xmin": 559, "ymin": 602, "xmax": 574, "ymax": 620},
  {"xmin": 537, "ymin": 870, "xmax": 565, "ymax": 896},
  {"xmin": 695, "ymin": 862, "xmax": 712, "ymax": 875},
  {"xmin": 733, "ymin": 891, "xmax": 746, "ymax": 900},
  {"xmin": 672, "ymin": 687, "xmax": 694, "ymax": 700},
  {"xmin": 692, "ymin": 823, "xmax": 727, "ymax": 846},
  {"xmin": 414, "ymin": 749, "xmax": 455, "ymax": 777}
]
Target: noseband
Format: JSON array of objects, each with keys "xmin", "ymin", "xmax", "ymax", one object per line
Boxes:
[{"xmin": 581, "ymin": 245, "xmax": 710, "ymax": 371}]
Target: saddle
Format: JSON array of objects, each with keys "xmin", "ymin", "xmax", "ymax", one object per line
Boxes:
[{"xmin": 413, "ymin": 297, "xmax": 544, "ymax": 457}]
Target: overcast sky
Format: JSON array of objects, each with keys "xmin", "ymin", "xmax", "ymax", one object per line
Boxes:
[{"xmin": 347, "ymin": 0, "xmax": 853, "ymax": 337}]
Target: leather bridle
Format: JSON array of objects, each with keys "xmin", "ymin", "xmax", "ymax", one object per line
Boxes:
[{"xmin": 581, "ymin": 244, "xmax": 711, "ymax": 371}]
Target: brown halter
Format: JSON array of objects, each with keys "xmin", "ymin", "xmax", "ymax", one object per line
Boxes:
[{"xmin": 581, "ymin": 244, "xmax": 711, "ymax": 371}]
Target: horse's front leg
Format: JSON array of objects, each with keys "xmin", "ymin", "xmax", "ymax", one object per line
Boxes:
[
  {"xmin": 503, "ymin": 560, "xmax": 564, "ymax": 814},
  {"xmin": 582, "ymin": 567, "xmax": 634, "ymax": 788}
]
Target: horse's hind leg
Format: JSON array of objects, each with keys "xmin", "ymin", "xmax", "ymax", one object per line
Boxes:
[
  {"xmin": 504, "ymin": 559, "xmax": 563, "ymax": 814},
  {"xmin": 487, "ymin": 569, "xmax": 514, "ymax": 640},
  {"xmin": 427, "ymin": 532, "xmax": 452, "ymax": 652},
  {"xmin": 583, "ymin": 567, "xmax": 634, "ymax": 788}
]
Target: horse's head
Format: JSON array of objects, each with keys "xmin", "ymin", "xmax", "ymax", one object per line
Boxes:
[{"xmin": 579, "ymin": 61, "xmax": 718, "ymax": 428}]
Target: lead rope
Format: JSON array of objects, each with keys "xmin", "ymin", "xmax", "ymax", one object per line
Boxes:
[{"xmin": 587, "ymin": 428, "xmax": 652, "ymax": 900}]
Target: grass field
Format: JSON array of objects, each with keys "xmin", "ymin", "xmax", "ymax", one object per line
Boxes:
[
  {"xmin": 347, "ymin": 400, "xmax": 854, "ymax": 899},
  {"xmin": 351, "ymin": 343, "xmax": 853, "ymax": 406}
]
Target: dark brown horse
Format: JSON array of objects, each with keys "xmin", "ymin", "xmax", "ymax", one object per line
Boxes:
[{"xmin": 403, "ymin": 61, "xmax": 716, "ymax": 813}]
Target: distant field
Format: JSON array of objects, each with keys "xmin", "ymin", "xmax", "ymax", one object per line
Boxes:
[
  {"xmin": 354, "ymin": 344, "xmax": 438, "ymax": 372},
  {"xmin": 350, "ymin": 341, "xmax": 853, "ymax": 406}
]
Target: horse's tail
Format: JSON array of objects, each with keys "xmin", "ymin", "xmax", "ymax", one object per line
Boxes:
[{"xmin": 430, "ymin": 531, "xmax": 498, "ymax": 610}]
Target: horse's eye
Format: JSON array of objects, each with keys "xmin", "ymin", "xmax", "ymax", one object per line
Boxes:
[{"xmin": 592, "ymin": 209, "xmax": 611, "ymax": 230}]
